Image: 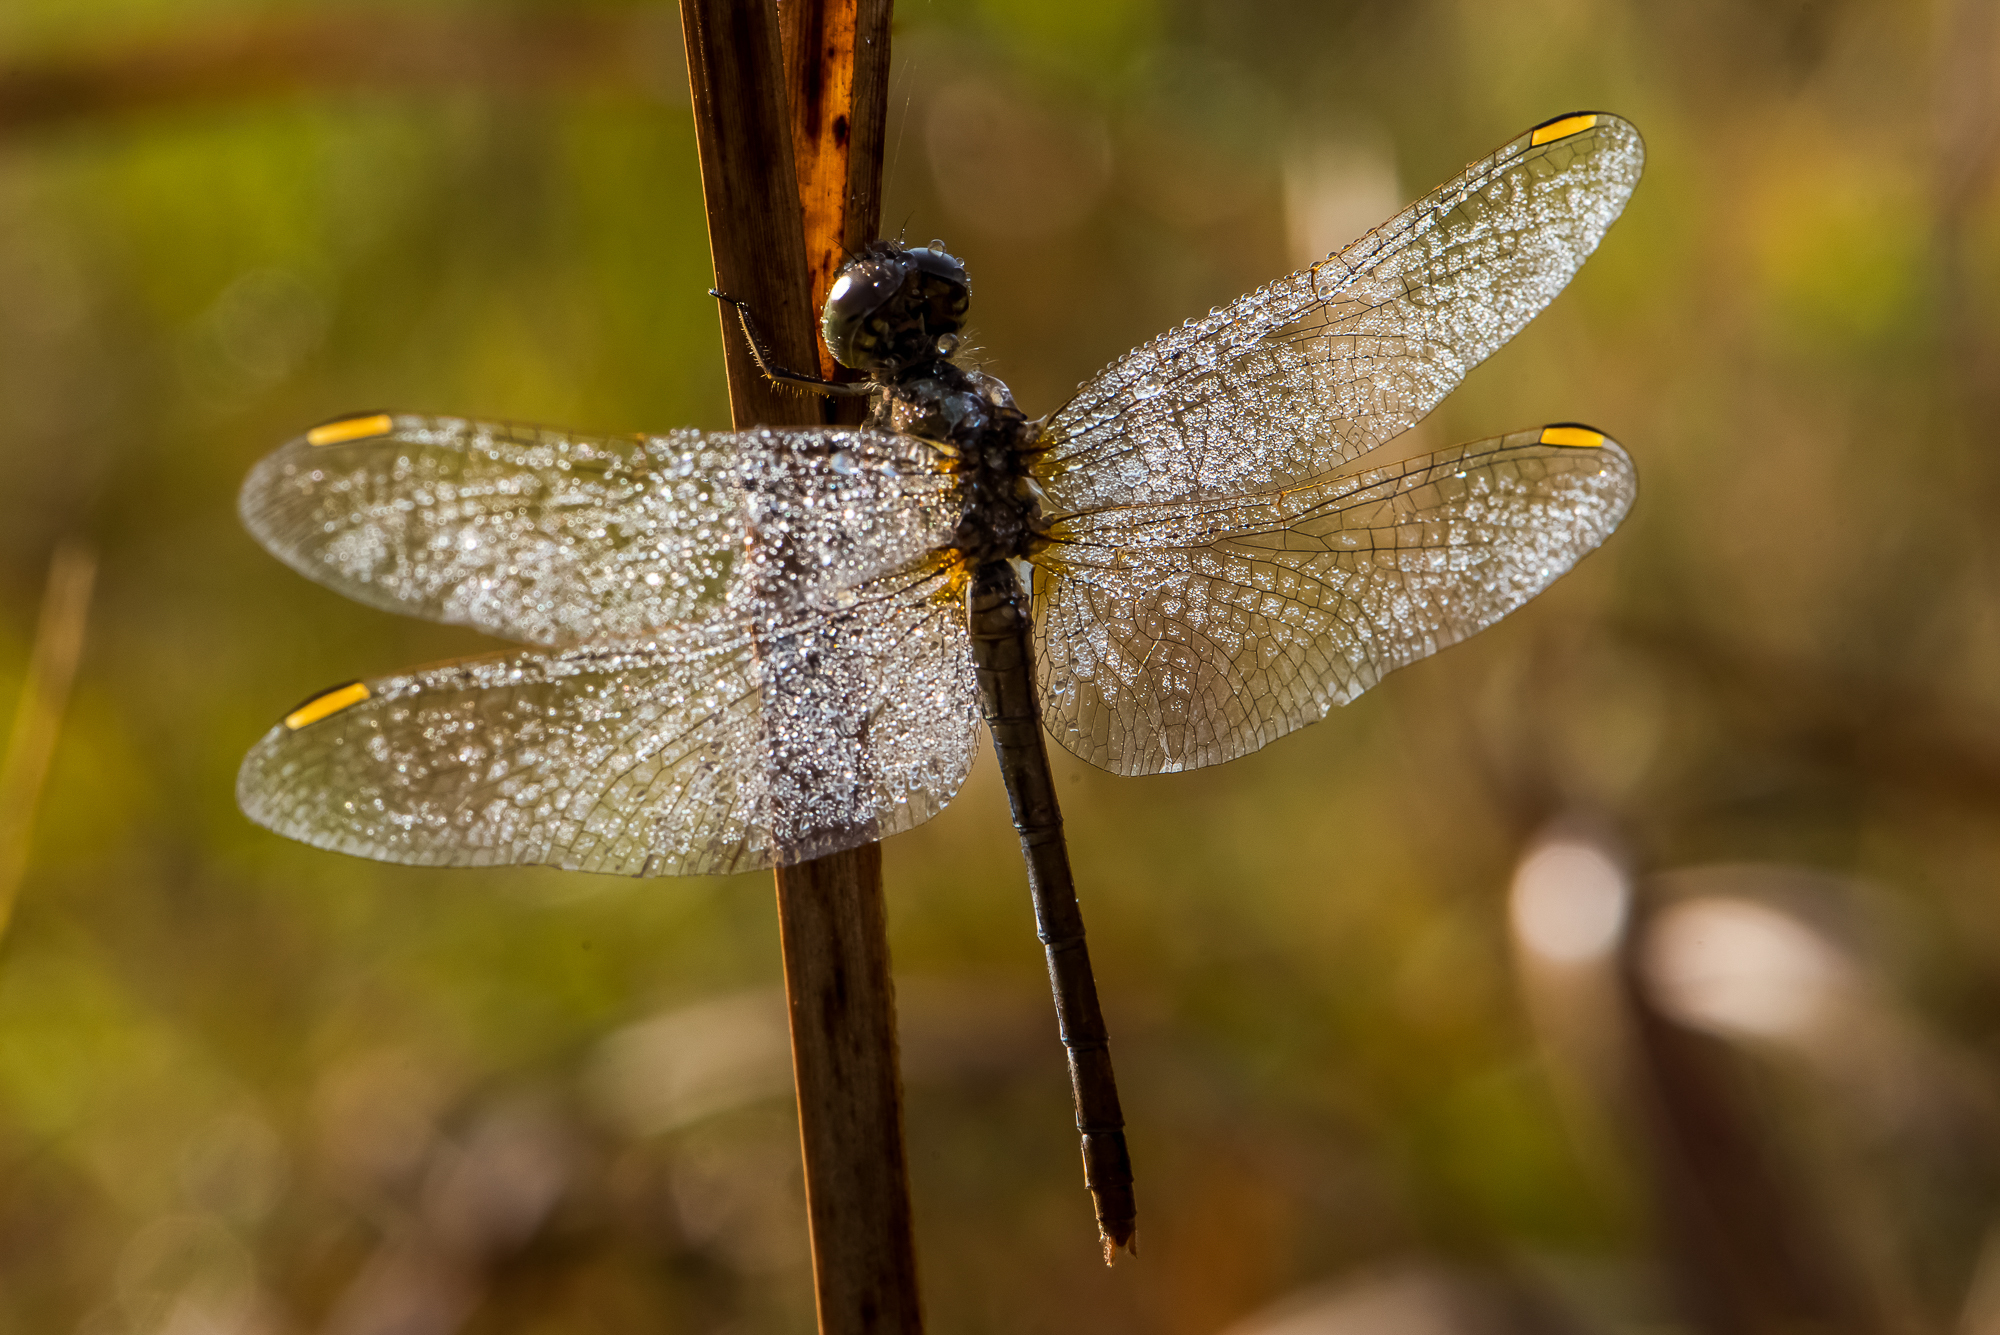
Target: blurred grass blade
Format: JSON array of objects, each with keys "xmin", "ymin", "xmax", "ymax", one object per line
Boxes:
[
  {"xmin": 0, "ymin": 11, "xmax": 689, "ymax": 133},
  {"xmin": 0, "ymin": 542, "xmax": 96, "ymax": 942}
]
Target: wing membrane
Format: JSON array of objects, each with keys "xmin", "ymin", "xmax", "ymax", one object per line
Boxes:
[
  {"xmin": 237, "ymin": 562, "xmax": 978, "ymax": 876},
  {"xmin": 240, "ymin": 414, "xmax": 957, "ymax": 647},
  {"xmin": 1034, "ymin": 430, "xmax": 1636, "ymax": 775},
  {"xmin": 1035, "ymin": 114, "xmax": 1643, "ymax": 516}
]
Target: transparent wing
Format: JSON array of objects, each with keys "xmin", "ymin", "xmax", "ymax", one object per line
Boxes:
[
  {"xmin": 239, "ymin": 413, "xmax": 958, "ymax": 647},
  {"xmin": 237, "ymin": 561, "xmax": 978, "ymax": 876},
  {"xmin": 1034, "ymin": 428, "xmax": 1636, "ymax": 776},
  {"xmin": 1035, "ymin": 113, "xmax": 1643, "ymax": 516}
]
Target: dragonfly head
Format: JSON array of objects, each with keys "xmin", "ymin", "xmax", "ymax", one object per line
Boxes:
[{"xmin": 822, "ymin": 241, "xmax": 970, "ymax": 375}]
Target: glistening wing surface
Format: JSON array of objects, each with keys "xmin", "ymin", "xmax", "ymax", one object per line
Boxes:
[
  {"xmin": 238, "ymin": 561, "xmax": 979, "ymax": 876},
  {"xmin": 1034, "ymin": 429, "xmax": 1636, "ymax": 776},
  {"xmin": 1033, "ymin": 114, "xmax": 1644, "ymax": 517},
  {"xmin": 239, "ymin": 414, "xmax": 958, "ymax": 648}
]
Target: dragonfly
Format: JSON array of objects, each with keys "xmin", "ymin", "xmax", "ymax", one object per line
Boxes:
[{"xmin": 238, "ymin": 110, "xmax": 1644, "ymax": 1261}]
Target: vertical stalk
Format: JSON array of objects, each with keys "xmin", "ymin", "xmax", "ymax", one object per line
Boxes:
[
  {"xmin": 679, "ymin": 2, "xmax": 920, "ymax": 1332},
  {"xmin": 770, "ymin": 843, "xmax": 922, "ymax": 1334},
  {"xmin": 680, "ymin": 0, "xmax": 819, "ymax": 427},
  {"xmin": 0, "ymin": 542, "xmax": 94, "ymax": 944},
  {"xmin": 781, "ymin": 0, "xmax": 894, "ymax": 386}
]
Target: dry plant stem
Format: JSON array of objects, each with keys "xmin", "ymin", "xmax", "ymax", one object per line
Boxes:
[
  {"xmin": 771, "ymin": 844, "xmax": 922, "ymax": 1334},
  {"xmin": 781, "ymin": 0, "xmax": 894, "ymax": 384},
  {"xmin": 779, "ymin": 0, "xmax": 1143, "ymax": 1260},
  {"xmin": 681, "ymin": 0, "xmax": 823, "ymax": 429},
  {"xmin": 680, "ymin": 2, "xmax": 922, "ymax": 1332},
  {"xmin": 0, "ymin": 543, "xmax": 96, "ymax": 942}
]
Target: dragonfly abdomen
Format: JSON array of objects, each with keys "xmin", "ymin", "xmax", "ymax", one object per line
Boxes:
[{"xmin": 967, "ymin": 559, "xmax": 1138, "ymax": 1260}]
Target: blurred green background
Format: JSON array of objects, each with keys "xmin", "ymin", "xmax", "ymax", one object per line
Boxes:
[{"xmin": 3, "ymin": 1, "xmax": 2000, "ymax": 1332}]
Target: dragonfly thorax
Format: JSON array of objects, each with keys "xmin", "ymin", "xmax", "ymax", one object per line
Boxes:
[{"xmin": 862, "ymin": 352, "xmax": 1042, "ymax": 568}]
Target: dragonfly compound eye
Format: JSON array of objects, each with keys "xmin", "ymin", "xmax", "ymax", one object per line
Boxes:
[{"xmin": 821, "ymin": 243, "xmax": 970, "ymax": 374}]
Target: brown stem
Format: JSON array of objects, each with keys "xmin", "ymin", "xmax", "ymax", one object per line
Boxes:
[
  {"xmin": 771, "ymin": 844, "xmax": 923, "ymax": 1334},
  {"xmin": 678, "ymin": 2, "xmax": 920, "ymax": 1332},
  {"xmin": 681, "ymin": 0, "xmax": 820, "ymax": 429},
  {"xmin": 781, "ymin": 0, "xmax": 894, "ymax": 386}
]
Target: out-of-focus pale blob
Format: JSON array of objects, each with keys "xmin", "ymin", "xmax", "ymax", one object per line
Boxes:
[
  {"xmin": 179, "ymin": 1110, "xmax": 288, "ymax": 1225},
  {"xmin": 1220, "ymin": 1264, "xmax": 1491, "ymax": 1335},
  {"xmin": 322, "ymin": 1247, "xmax": 477, "ymax": 1335},
  {"xmin": 1960, "ymin": 1227, "xmax": 2000, "ymax": 1335},
  {"xmin": 591, "ymin": 976, "xmax": 1060, "ymax": 1138},
  {"xmin": 422, "ymin": 1098, "xmax": 573, "ymax": 1257},
  {"xmin": 1509, "ymin": 837, "xmax": 1630, "ymax": 964},
  {"xmin": 1284, "ymin": 132, "xmax": 1401, "ymax": 271},
  {"xmin": 1641, "ymin": 897, "xmax": 1852, "ymax": 1043},
  {"xmin": 318, "ymin": 1093, "xmax": 573, "ymax": 1335},
  {"xmin": 926, "ymin": 79, "xmax": 1112, "ymax": 238},
  {"xmin": 114, "ymin": 1212, "xmax": 263, "ymax": 1335},
  {"xmin": 312, "ymin": 1048, "xmax": 459, "ymax": 1202},
  {"xmin": 1508, "ymin": 825, "xmax": 1641, "ymax": 1196},
  {"xmin": 589, "ymin": 989, "xmax": 794, "ymax": 1138}
]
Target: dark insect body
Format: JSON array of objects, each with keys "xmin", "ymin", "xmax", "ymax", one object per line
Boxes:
[{"xmin": 721, "ymin": 236, "xmax": 1137, "ymax": 1248}]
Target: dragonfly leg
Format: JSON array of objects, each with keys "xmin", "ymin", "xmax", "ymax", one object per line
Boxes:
[
  {"xmin": 967, "ymin": 559, "xmax": 1138, "ymax": 1262},
  {"xmin": 709, "ymin": 290, "xmax": 875, "ymax": 398}
]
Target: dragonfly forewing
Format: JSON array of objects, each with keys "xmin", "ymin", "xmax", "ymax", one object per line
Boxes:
[
  {"xmin": 1034, "ymin": 428, "xmax": 1636, "ymax": 775},
  {"xmin": 240, "ymin": 414, "xmax": 960, "ymax": 647},
  {"xmin": 237, "ymin": 562, "xmax": 979, "ymax": 876},
  {"xmin": 1034, "ymin": 114, "xmax": 1644, "ymax": 517}
]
